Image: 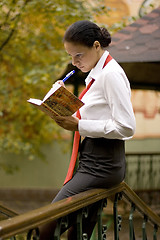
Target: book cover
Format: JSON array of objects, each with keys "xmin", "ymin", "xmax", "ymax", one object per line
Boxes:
[{"xmin": 27, "ymin": 83, "xmax": 84, "ymax": 119}]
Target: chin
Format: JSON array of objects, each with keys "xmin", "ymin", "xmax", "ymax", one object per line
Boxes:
[
  {"xmin": 81, "ymin": 69, "xmax": 88, "ymax": 73},
  {"xmin": 79, "ymin": 67, "xmax": 90, "ymax": 73}
]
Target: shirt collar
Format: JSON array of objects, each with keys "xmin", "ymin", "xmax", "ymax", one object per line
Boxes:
[{"xmin": 85, "ymin": 50, "xmax": 109, "ymax": 86}]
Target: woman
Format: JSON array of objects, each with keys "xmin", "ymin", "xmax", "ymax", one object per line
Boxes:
[{"xmin": 40, "ymin": 20, "xmax": 136, "ymax": 240}]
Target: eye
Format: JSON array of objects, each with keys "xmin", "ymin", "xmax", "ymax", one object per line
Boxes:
[{"xmin": 75, "ymin": 53, "xmax": 83, "ymax": 59}]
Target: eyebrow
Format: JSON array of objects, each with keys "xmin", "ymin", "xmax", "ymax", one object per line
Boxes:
[{"xmin": 68, "ymin": 52, "xmax": 84, "ymax": 57}]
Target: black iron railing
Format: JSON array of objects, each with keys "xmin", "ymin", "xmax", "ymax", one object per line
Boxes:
[
  {"xmin": 0, "ymin": 182, "xmax": 160, "ymax": 240},
  {"xmin": 126, "ymin": 152, "xmax": 160, "ymax": 190}
]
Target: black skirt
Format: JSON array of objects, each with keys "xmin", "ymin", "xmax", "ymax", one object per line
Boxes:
[{"xmin": 53, "ymin": 137, "xmax": 125, "ymax": 203}]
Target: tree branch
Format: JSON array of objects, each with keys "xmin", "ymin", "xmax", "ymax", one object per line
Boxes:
[
  {"xmin": 0, "ymin": 0, "xmax": 30, "ymax": 52},
  {"xmin": 0, "ymin": 0, "xmax": 16, "ymax": 30}
]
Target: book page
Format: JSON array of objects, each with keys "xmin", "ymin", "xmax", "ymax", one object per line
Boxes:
[
  {"xmin": 43, "ymin": 83, "xmax": 61, "ymax": 102},
  {"xmin": 44, "ymin": 86, "xmax": 84, "ymax": 116},
  {"xmin": 27, "ymin": 98, "xmax": 42, "ymax": 105}
]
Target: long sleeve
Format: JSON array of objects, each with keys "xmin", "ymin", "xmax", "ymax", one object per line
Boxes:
[{"xmin": 78, "ymin": 57, "xmax": 136, "ymax": 140}]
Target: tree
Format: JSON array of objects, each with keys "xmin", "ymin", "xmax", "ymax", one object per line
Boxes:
[{"xmin": 0, "ymin": 0, "xmax": 107, "ymax": 172}]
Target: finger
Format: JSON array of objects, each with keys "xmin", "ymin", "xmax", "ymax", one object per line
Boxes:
[
  {"xmin": 57, "ymin": 80, "xmax": 65, "ymax": 87},
  {"xmin": 52, "ymin": 80, "xmax": 64, "ymax": 88}
]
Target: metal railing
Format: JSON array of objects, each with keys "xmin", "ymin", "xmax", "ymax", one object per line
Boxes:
[
  {"xmin": 126, "ymin": 152, "xmax": 160, "ymax": 190},
  {"xmin": 0, "ymin": 182, "xmax": 160, "ymax": 240}
]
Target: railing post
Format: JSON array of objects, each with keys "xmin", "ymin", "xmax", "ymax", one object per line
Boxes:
[
  {"xmin": 77, "ymin": 207, "xmax": 88, "ymax": 240},
  {"xmin": 27, "ymin": 228, "xmax": 40, "ymax": 240},
  {"xmin": 153, "ymin": 224, "xmax": 158, "ymax": 240},
  {"xmin": 54, "ymin": 216, "xmax": 68, "ymax": 240},
  {"xmin": 142, "ymin": 215, "xmax": 148, "ymax": 240},
  {"xmin": 10, "ymin": 237, "xmax": 16, "ymax": 240},
  {"xmin": 137, "ymin": 155, "xmax": 141, "ymax": 189},
  {"xmin": 129, "ymin": 203, "xmax": 135, "ymax": 240},
  {"xmin": 113, "ymin": 193, "xmax": 122, "ymax": 240},
  {"xmin": 149, "ymin": 155, "xmax": 153, "ymax": 189},
  {"xmin": 77, "ymin": 210, "xmax": 83, "ymax": 240},
  {"xmin": 97, "ymin": 199, "xmax": 107, "ymax": 240},
  {"xmin": 102, "ymin": 225, "xmax": 107, "ymax": 240}
]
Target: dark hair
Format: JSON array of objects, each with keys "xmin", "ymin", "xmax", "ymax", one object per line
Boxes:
[{"xmin": 63, "ymin": 20, "xmax": 111, "ymax": 48}]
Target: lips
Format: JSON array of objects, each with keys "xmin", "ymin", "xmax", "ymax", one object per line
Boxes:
[{"xmin": 78, "ymin": 66, "xmax": 84, "ymax": 70}]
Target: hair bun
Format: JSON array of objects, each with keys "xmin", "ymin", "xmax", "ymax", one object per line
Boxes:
[{"xmin": 100, "ymin": 27, "xmax": 111, "ymax": 45}]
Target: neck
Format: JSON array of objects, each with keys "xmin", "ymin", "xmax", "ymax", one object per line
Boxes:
[
  {"xmin": 94, "ymin": 49, "xmax": 105, "ymax": 67},
  {"xmin": 98, "ymin": 49, "xmax": 105, "ymax": 61}
]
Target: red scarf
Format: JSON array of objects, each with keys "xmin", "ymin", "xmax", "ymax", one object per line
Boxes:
[{"xmin": 64, "ymin": 54, "xmax": 113, "ymax": 185}]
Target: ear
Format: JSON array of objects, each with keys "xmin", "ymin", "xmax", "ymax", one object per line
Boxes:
[{"xmin": 93, "ymin": 41, "xmax": 101, "ymax": 50}]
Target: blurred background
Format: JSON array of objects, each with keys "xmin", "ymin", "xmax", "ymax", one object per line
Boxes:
[{"xmin": 0, "ymin": 0, "xmax": 160, "ymax": 213}]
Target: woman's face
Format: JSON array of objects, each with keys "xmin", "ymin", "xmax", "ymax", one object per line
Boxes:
[{"xmin": 64, "ymin": 41, "xmax": 103, "ymax": 73}]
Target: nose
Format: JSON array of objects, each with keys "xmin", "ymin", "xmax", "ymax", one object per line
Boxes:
[{"xmin": 72, "ymin": 57, "xmax": 78, "ymax": 66}]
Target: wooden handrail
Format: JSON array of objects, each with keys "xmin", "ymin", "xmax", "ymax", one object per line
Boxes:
[
  {"xmin": 123, "ymin": 183, "xmax": 160, "ymax": 225},
  {"xmin": 0, "ymin": 182, "xmax": 160, "ymax": 239},
  {"xmin": 0, "ymin": 205, "xmax": 18, "ymax": 219}
]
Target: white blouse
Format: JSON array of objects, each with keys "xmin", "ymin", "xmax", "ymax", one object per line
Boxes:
[{"xmin": 78, "ymin": 51, "xmax": 136, "ymax": 140}]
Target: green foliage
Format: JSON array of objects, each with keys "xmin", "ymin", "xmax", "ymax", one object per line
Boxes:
[
  {"xmin": 0, "ymin": 0, "xmax": 107, "ymax": 171},
  {"xmin": 139, "ymin": 0, "xmax": 158, "ymax": 17}
]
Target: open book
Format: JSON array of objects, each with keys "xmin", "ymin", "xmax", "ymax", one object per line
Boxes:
[{"xmin": 27, "ymin": 83, "xmax": 84, "ymax": 119}]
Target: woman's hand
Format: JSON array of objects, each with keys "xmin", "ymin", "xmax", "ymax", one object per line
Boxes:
[
  {"xmin": 54, "ymin": 115, "xmax": 79, "ymax": 131},
  {"xmin": 52, "ymin": 80, "xmax": 65, "ymax": 88}
]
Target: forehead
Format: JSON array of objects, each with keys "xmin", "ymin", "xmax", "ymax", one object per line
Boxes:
[{"xmin": 64, "ymin": 41, "xmax": 90, "ymax": 56}]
